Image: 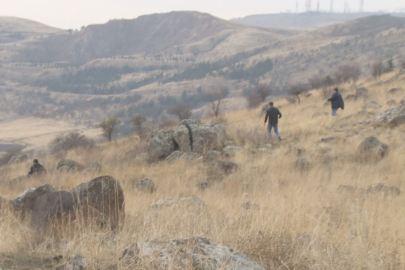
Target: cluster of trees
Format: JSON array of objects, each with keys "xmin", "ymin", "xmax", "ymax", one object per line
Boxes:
[
  {"xmin": 308, "ymin": 63, "xmax": 362, "ymax": 90},
  {"xmin": 371, "ymin": 58, "xmax": 395, "ymax": 79},
  {"xmin": 246, "ymin": 83, "xmax": 273, "ymax": 108}
]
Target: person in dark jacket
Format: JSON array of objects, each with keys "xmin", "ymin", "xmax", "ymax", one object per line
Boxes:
[
  {"xmin": 264, "ymin": 102, "xmax": 282, "ymax": 141},
  {"xmin": 27, "ymin": 159, "xmax": 47, "ymax": 177},
  {"xmin": 327, "ymin": 88, "xmax": 344, "ymax": 116}
]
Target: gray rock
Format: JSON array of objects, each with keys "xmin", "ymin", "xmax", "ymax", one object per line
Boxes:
[
  {"xmin": 346, "ymin": 94, "xmax": 357, "ymax": 100},
  {"xmin": 387, "ymin": 99, "xmax": 397, "ymax": 106},
  {"xmin": 374, "ymin": 105, "xmax": 405, "ymax": 123},
  {"xmin": 12, "ymin": 184, "xmax": 54, "ymax": 220},
  {"xmin": 7, "ymin": 153, "xmax": 28, "ymax": 165},
  {"xmin": 216, "ymin": 159, "xmax": 238, "ymax": 175},
  {"xmin": 295, "ymin": 157, "xmax": 309, "ymax": 169},
  {"xmin": 401, "ymin": 97, "xmax": 405, "ymax": 105},
  {"xmin": 70, "ymin": 176, "xmax": 125, "ymax": 231},
  {"xmin": 134, "ymin": 153, "xmax": 148, "ymax": 163},
  {"xmin": 387, "ymin": 88, "xmax": 404, "ymax": 95},
  {"xmin": 121, "ymin": 236, "xmax": 265, "ymax": 270},
  {"xmin": 151, "ymin": 196, "xmax": 206, "ymax": 214},
  {"xmin": 172, "ymin": 124, "xmax": 191, "ymax": 152},
  {"xmin": 287, "ymin": 145, "xmax": 306, "ymax": 156},
  {"xmin": 224, "ymin": 140, "xmax": 235, "ymax": 147},
  {"xmin": 261, "ymin": 103, "xmax": 270, "ymax": 113},
  {"xmin": 389, "ymin": 114, "xmax": 405, "ymax": 128},
  {"xmin": 192, "ymin": 123, "xmax": 226, "ymax": 153},
  {"xmin": 242, "ymin": 201, "xmax": 260, "ymax": 211},
  {"xmin": 147, "ymin": 130, "xmax": 175, "ymax": 160},
  {"xmin": 357, "ymin": 136, "xmax": 388, "ymax": 161},
  {"xmin": 363, "ymin": 101, "xmax": 382, "ymax": 110},
  {"xmin": 56, "ymin": 254, "xmax": 91, "ymax": 270},
  {"xmin": 57, "ymin": 159, "xmax": 84, "ymax": 172},
  {"xmin": 132, "ymin": 178, "xmax": 155, "ymax": 193},
  {"xmin": 204, "ymin": 150, "xmax": 221, "ymax": 162},
  {"xmin": 321, "ymin": 136, "xmax": 338, "ymax": 143},
  {"xmin": 83, "ymin": 161, "xmax": 101, "ymax": 174},
  {"xmin": 312, "ymin": 112, "xmax": 328, "ymax": 118},
  {"xmin": 356, "ymin": 87, "xmax": 369, "ymax": 96},
  {"xmin": 367, "ymin": 183, "xmax": 401, "ymax": 197},
  {"xmin": 165, "ymin": 151, "xmax": 202, "ymax": 163},
  {"xmin": 222, "ymin": 146, "xmax": 242, "ymax": 157}
]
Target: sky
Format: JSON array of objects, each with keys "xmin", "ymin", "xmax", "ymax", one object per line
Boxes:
[{"xmin": 1, "ymin": 0, "xmax": 404, "ymax": 29}]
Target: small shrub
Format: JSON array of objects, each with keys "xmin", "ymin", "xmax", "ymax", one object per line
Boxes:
[
  {"xmin": 247, "ymin": 94, "xmax": 262, "ymax": 109},
  {"xmin": 49, "ymin": 132, "xmax": 94, "ymax": 155}
]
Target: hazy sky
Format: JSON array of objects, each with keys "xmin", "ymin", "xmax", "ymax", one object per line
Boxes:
[{"xmin": 1, "ymin": 0, "xmax": 403, "ymax": 29}]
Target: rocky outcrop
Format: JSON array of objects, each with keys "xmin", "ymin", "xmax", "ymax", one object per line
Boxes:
[
  {"xmin": 192, "ymin": 123, "xmax": 226, "ymax": 153},
  {"xmin": 357, "ymin": 136, "xmax": 388, "ymax": 161},
  {"xmin": 30, "ymin": 176, "xmax": 125, "ymax": 231},
  {"xmin": 120, "ymin": 236, "xmax": 265, "ymax": 270},
  {"xmin": 12, "ymin": 184, "xmax": 54, "ymax": 220},
  {"xmin": 57, "ymin": 159, "xmax": 85, "ymax": 172},
  {"xmin": 132, "ymin": 178, "xmax": 155, "ymax": 193},
  {"xmin": 374, "ymin": 105, "xmax": 405, "ymax": 123},
  {"xmin": 147, "ymin": 130, "xmax": 175, "ymax": 160}
]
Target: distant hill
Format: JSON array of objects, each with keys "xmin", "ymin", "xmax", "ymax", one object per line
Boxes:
[
  {"xmin": 0, "ymin": 17, "xmax": 60, "ymax": 43},
  {"xmin": 231, "ymin": 12, "xmax": 405, "ymax": 30},
  {"xmin": 19, "ymin": 11, "xmax": 297, "ymax": 65}
]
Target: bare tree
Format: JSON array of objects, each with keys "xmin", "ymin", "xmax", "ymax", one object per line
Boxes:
[
  {"xmin": 206, "ymin": 87, "xmax": 229, "ymax": 118},
  {"xmin": 255, "ymin": 83, "xmax": 272, "ymax": 101},
  {"xmin": 130, "ymin": 114, "xmax": 147, "ymax": 139},
  {"xmin": 287, "ymin": 84, "xmax": 309, "ymax": 104},
  {"xmin": 170, "ymin": 103, "xmax": 192, "ymax": 120},
  {"xmin": 372, "ymin": 59, "xmax": 384, "ymax": 79},
  {"xmin": 99, "ymin": 116, "xmax": 120, "ymax": 142}
]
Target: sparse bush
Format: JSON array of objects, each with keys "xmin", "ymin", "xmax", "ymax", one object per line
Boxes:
[
  {"xmin": 130, "ymin": 114, "xmax": 147, "ymax": 139},
  {"xmin": 49, "ymin": 132, "xmax": 94, "ymax": 154},
  {"xmin": 255, "ymin": 83, "xmax": 272, "ymax": 101},
  {"xmin": 372, "ymin": 59, "xmax": 384, "ymax": 79},
  {"xmin": 339, "ymin": 63, "xmax": 361, "ymax": 83},
  {"xmin": 308, "ymin": 75, "xmax": 324, "ymax": 89},
  {"xmin": 99, "ymin": 116, "xmax": 120, "ymax": 142},
  {"xmin": 206, "ymin": 87, "xmax": 229, "ymax": 117},
  {"xmin": 247, "ymin": 93, "xmax": 262, "ymax": 109},
  {"xmin": 287, "ymin": 84, "xmax": 310, "ymax": 104},
  {"xmin": 170, "ymin": 103, "xmax": 192, "ymax": 120}
]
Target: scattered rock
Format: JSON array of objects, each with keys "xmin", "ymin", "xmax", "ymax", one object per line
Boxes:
[
  {"xmin": 346, "ymin": 94, "xmax": 357, "ymax": 100},
  {"xmin": 56, "ymin": 254, "xmax": 91, "ymax": 270},
  {"xmin": 204, "ymin": 150, "xmax": 221, "ymax": 162},
  {"xmin": 83, "ymin": 161, "xmax": 101, "ymax": 174},
  {"xmin": 224, "ymin": 140, "xmax": 235, "ymax": 147},
  {"xmin": 387, "ymin": 88, "xmax": 403, "ymax": 95},
  {"xmin": 363, "ymin": 101, "xmax": 382, "ymax": 110},
  {"xmin": 389, "ymin": 114, "xmax": 405, "ymax": 128},
  {"xmin": 120, "ymin": 236, "xmax": 265, "ymax": 270},
  {"xmin": 197, "ymin": 182, "xmax": 209, "ymax": 191},
  {"xmin": 401, "ymin": 97, "xmax": 405, "ymax": 105},
  {"xmin": 151, "ymin": 196, "xmax": 206, "ymax": 214},
  {"xmin": 216, "ymin": 159, "xmax": 238, "ymax": 175},
  {"xmin": 222, "ymin": 146, "xmax": 242, "ymax": 157},
  {"xmin": 7, "ymin": 153, "xmax": 28, "ymax": 165},
  {"xmin": 132, "ymin": 178, "xmax": 155, "ymax": 193},
  {"xmin": 165, "ymin": 151, "xmax": 202, "ymax": 163},
  {"xmin": 367, "ymin": 183, "xmax": 401, "ymax": 197},
  {"xmin": 356, "ymin": 87, "xmax": 368, "ymax": 96},
  {"xmin": 70, "ymin": 176, "xmax": 125, "ymax": 230},
  {"xmin": 374, "ymin": 105, "xmax": 405, "ymax": 123},
  {"xmin": 312, "ymin": 112, "xmax": 328, "ymax": 118},
  {"xmin": 287, "ymin": 145, "xmax": 306, "ymax": 156},
  {"xmin": 357, "ymin": 136, "xmax": 388, "ymax": 161},
  {"xmin": 12, "ymin": 184, "xmax": 54, "ymax": 220},
  {"xmin": 134, "ymin": 153, "xmax": 148, "ymax": 163},
  {"xmin": 321, "ymin": 137, "xmax": 338, "ymax": 143},
  {"xmin": 387, "ymin": 99, "xmax": 397, "ymax": 106},
  {"xmin": 295, "ymin": 157, "xmax": 309, "ymax": 170},
  {"xmin": 57, "ymin": 159, "xmax": 84, "ymax": 172},
  {"xmin": 147, "ymin": 130, "xmax": 175, "ymax": 160},
  {"xmin": 242, "ymin": 201, "xmax": 260, "ymax": 211}
]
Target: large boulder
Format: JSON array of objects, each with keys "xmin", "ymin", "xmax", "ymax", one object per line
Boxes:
[
  {"xmin": 357, "ymin": 136, "xmax": 388, "ymax": 161},
  {"xmin": 31, "ymin": 191, "xmax": 75, "ymax": 230},
  {"xmin": 12, "ymin": 184, "xmax": 54, "ymax": 220},
  {"xmin": 147, "ymin": 130, "xmax": 175, "ymax": 160},
  {"xmin": 192, "ymin": 123, "xmax": 226, "ymax": 153},
  {"xmin": 70, "ymin": 176, "xmax": 125, "ymax": 230},
  {"xmin": 7, "ymin": 153, "xmax": 28, "ymax": 165},
  {"xmin": 57, "ymin": 159, "xmax": 85, "ymax": 172},
  {"xmin": 172, "ymin": 124, "xmax": 192, "ymax": 152},
  {"xmin": 121, "ymin": 236, "xmax": 265, "ymax": 270},
  {"xmin": 132, "ymin": 178, "xmax": 155, "ymax": 193},
  {"xmin": 374, "ymin": 105, "xmax": 405, "ymax": 123}
]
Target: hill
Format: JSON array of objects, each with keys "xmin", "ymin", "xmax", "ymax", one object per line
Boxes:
[{"xmin": 231, "ymin": 12, "xmax": 405, "ymax": 30}]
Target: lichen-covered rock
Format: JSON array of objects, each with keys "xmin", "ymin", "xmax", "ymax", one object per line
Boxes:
[
  {"xmin": 356, "ymin": 87, "xmax": 368, "ymax": 96},
  {"xmin": 132, "ymin": 178, "xmax": 155, "ymax": 193},
  {"xmin": 357, "ymin": 136, "xmax": 388, "ymax": 161},
  {"xmin": 12, "ymin": 184, "xmax": 54, "ymax": 220},
  {"xmin": 172, "ymin": 124, "xmax": 191, "ymax": 152},
  {"xmin": 222, "ymin": 146, "xmax": 242, "ymax": 158},
  {"xmin": 374, "ymin": 105, "xmax": 405, "ymax": 123},
  {"xmin": 165, "ymin": 151, "xmax": 202, "ymax": 163},
  {"xmin": 147, "ymin": 130, "xmax": 175, "ymax": 160},
  {"xmin": 56, "ymin": 254, "xmax": 91, "ymax": 270},
  {"xmin": 192, "ymin": 123, "xmax": 226, "ymax": 153},
  {"xmin": 204, "ymin": 150, "xmax": 221, "ymax": 162},
  {"xmin": 216, "ymin": 159, "xmax": 238, "ymax": 175},
  {"xmin": 121, "ymin": 236, "xmax": 266, "ymax": 270},
  {"xmin": 57, "ymin": 159, "xmax": 84, "ymax": 172},
  {"xmin": 363, "ymin": 101, "xmax": 381, "ymax": 110},
  {"xmin": 387, "ymin": 99, "xmax": 397, "ymax": 106},
  {"xmin": 7, "ymin": 153, "xmax": 28, "ymax": 165},
  {"xmin": 70, "ymin": 176, "xmax": 125, "ymax": 230}
]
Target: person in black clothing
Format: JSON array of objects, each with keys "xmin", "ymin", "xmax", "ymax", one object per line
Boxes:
[
  {"xmin": 264, "ymin": 102, "xmax": 282, "ymax": 141},
  {"xmin": 327, "ymin": 88, "xmax": 344, "ymax": 116},
  {"xmin": 27, "ymin": 159, "xmax": 47, "ymax": 177}
]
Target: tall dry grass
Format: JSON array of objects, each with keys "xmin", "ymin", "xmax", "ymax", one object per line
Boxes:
[{"xmin": 0, "ymin": 71, "xmax": 405, "ymax": 269}]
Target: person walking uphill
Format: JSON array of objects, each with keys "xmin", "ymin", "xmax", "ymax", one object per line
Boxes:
[
  {"xmin": 27, "ymin": 159, "xmax": 47, "ymax": 177},
  {"xmin": 328, "ymin": 88, "xmax": 344, "ymax": 116},
  {"xmin": 264, "ymin": 102, "xmax": 282, "ymax": 141}
]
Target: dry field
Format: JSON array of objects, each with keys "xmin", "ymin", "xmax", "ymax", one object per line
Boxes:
[{"xmin": 0, "ymin": 71, "xmax": 404, "ymax": 269}]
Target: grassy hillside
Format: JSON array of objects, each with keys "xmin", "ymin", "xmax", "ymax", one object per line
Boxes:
[{"xmin": 0, "ymin": 70, "xmax": 404, "ymax": 269}]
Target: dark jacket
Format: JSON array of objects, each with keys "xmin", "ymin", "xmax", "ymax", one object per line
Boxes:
[
  {"xmin": 328, "ymin": 92, "xmax": 344, "ymax": 109},
  {"xmin": 265, "ymin": 107, "xmax": 282, "ymax": 125},
  {"xmin": 27, "ymin": 163, "xmax": 47, "ymax": 177}
]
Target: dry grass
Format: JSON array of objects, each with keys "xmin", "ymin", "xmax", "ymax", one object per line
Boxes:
[{"xmin": 1, "ymin": 72, "xmax": 405, "ymax": 269}]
